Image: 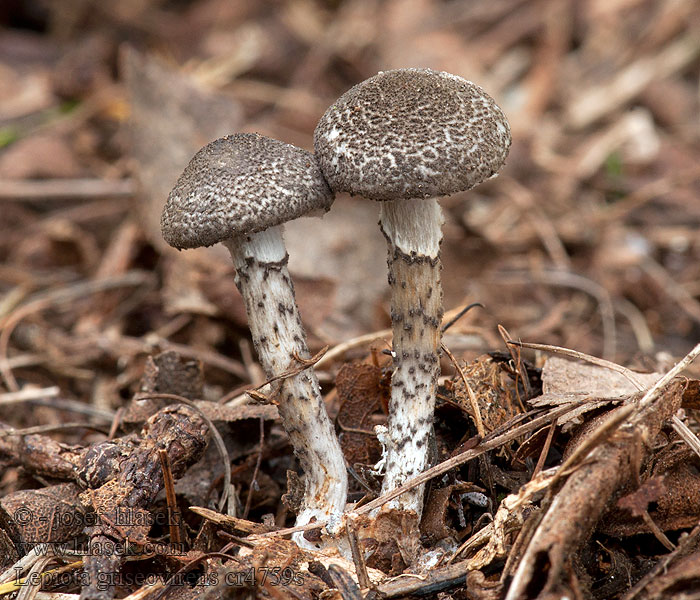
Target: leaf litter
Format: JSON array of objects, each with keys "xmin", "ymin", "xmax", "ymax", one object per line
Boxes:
[{"xmin": 1, "ymin": 1, "xmax": 700, "ymax": 598}]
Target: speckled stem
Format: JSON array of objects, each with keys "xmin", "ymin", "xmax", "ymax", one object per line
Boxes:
[
  {"xmin": 378, "ymin": 198, "xmax": 444, "ymax": 516},
  {"xmin": 223, "ymin": 226, "xmax": 348, "ymax": 538}
]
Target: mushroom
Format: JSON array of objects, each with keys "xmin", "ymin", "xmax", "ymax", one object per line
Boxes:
[
  {"xmin": 314, "ymin": 68, "xmax": 511, "ymax": 516},
  {"xmin": 161, "ymin": 133, "xmax": 348, "ymax": 538}
]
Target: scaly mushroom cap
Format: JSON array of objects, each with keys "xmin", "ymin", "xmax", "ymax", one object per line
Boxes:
[
  {"xmin": 314, "ymin": 68, "xmax": 511, "ymax": 201},
  {"xmin": 161, "ymin": 133, "xmax": 334, "ymax": 249}
]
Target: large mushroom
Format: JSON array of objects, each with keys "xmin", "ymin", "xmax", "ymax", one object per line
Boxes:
[
  {"xmin": 314, "ymin": 68, "xmax": 511, "ymax": 516},
  {"xmin": 161, "ymin": 133, "xmax": 348, "ymax": 539}
]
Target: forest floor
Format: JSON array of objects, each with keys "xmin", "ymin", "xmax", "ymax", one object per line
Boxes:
[{"xmin": 1, "ymin": 1, "xmax": 700, "ymax": 599}]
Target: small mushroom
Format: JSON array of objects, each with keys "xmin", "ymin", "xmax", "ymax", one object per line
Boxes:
[
  {"xmin": 161, "ymin": 133, "xmax": 348, "ymax": 538},
  {"xmin": 314, "ymin": 68, "xmax": 511, "ymax": 516}
]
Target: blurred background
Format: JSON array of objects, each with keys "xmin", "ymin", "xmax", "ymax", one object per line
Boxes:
[{"xmin": 0, "ymin": 0, "xmax": 699, "ymax": 409}]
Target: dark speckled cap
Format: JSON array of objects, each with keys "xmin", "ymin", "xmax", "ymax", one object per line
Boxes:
[
  {"xmin": 161, "ymin": 133, "xmax": 334, "ymax": 249},
  {"xmin": 314, "ymin": 68, "xmax": 511, "ymax": 201}
]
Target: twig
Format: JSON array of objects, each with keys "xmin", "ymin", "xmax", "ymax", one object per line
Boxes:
[
  {"xmin": 24, "ymin": 396, "xmax": 115, "ymax": 421},
  {"xmin": 291, "ymin": 345, "xmax": 329, "ymax": 367},
  {"xmin": 0, "ymin": 178, "xmax": 135, "ymax": 202},
  {"xmin": 108, "ymin": 407, "xmax": 123, "ymax": 440},
  {"xmin": 224, "ymin": 347, "xmax": 330, "ymax": 407},
  {"xmin": 314, "ymin": 329, "xmax": 392, "ymax": 370},
  {"xmin": 441, "ymin": 302, "xmax": 483, "ymax": 333},
  {"xmin": 0, "ymin": 423, "xmax": 110, "ymax": 437},
  {"xmin": 352, "ymin": 403, "xmax": 577, "ymax": 516},
  {"xmin": 246, "ymin": 519, "xmax": 328, "ymax": 540},
  {"xmin": 315, "ymin": 302, "xmax": 489, "ymax": 370},
  {"xmin": 189, "ymin": 507, "xmax": 276, "ymax": 535},
  {"xmin": 442, "ymin": 343, "xmax": 485, "ymax": 437},
  {"xmin": 640, "ymin": 511, "xmax": 675, "ymax": 551},
  {"xmin": 671, "ymin": 413, "xmax": 700, "ymax": 460},
  {"xmin": 532, "ymin": 420, "xmax": 557, "ymax": 478},
  {"xmin": 249, "ymin": 344, "xmax": 328, "ymax": 394},
  {"xmin": 636, "ymin": 342, "xmax": 700, "ymax": 412},
  {"xmin": 499, "ymin": 324, "xmax": 531, "ymax": 405},
  {"xmin": 345, "ymin": 516, "xmax": 371, "ymax": 590},
  {"xmin": 0, "ymin": 386, "xmax": 59, "ymax": 404},
  {"xmin": 158, "ymin": 449, "xmax": 182, "ymax": 545}
]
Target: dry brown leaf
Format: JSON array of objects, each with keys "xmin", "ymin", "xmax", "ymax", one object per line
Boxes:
[
  {"xmin": 616, "ymin": 475, "xmax": 666, "ymax": 517},
  {"xmin": 419, "ymin": 485, "xmax": 458, "ymax": 544},
  {"xmin": 121, "ymin": 46, "xmax": 242, "ymax": 249},
  {"xmin": 531, "ymin": 355, "xmax": 664, "ymax": 428},
  {"xmin": 0, "ymin": 133, "xmax": 83, "ymax": 179},
  {"xmin": 0, "ymin": 483, "xmax": 85, "ymax": 546},
  {"xmin": 451, "ymin": 355, "xmax": 518, "ymax": 434},
  {"xmin": 161, "ymin": 255, "xmax": 221, "ymax": 318},
  {"xmin": 356, "ymin": 508, "xmax": 421, "ymax": 575},
  {"xmin": 601, "ymin": 445, "xmax": 700, "ymax": 536},
  {"xmin": 542, "ymin": 355, "xmax": 661, "ymax": 396},
  {"xmin": 335, "ymin": 362, "xmax": 386, "ymax": 467}
]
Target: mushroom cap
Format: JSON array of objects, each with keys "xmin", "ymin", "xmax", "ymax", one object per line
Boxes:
[
  {"xmin": 161, "ymin": 133, "xmax": 334, "ymax": 249},
  {"xmin": 314, "ymin": 68, "xmax": 511, "ymax": 201}
]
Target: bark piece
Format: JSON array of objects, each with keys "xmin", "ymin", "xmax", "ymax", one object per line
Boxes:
[
  {"xmin": 419, "ymin": 484, "xmax": 458, "ymax": 544},
  {"xmin": 79, "ymin": 404, "xmax": 209, "ymax": 600},
  {"xmin": 0, "ymin": 422, "xmax": 83, "ymax": 479},
  {"xmin": 0, "ymin": 482, "xmax": 85, "ymax": 553},
  {"xmin": 122, "ymin": 350, "xmax": 204, "ymax": 424},
  {"xmin": 505, "ymin": 380, "xmax": 684, "ymax": 600}
]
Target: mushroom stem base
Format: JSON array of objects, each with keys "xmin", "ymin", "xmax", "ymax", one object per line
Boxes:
[
  {"xmin": 224, "ymin": 226, "xmax": 348, "ymax": 540},
  {"xmin": 379, "ymin": 198, "xmax": 444, "ymax": 516}
]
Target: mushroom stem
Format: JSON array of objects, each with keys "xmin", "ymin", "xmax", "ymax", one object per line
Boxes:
[
  {"xmin": 378, "ymin": 198, "xmax": 444, "ymax": 515},
  {"xmin": 223, "ymin": 226, "xmax": 348, "ymax": 537}
]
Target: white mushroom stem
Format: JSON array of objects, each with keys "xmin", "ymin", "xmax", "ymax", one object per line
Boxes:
[
  {"xmin": 378, "ymin": 198, "xmax": 444, "ymax": 516},
  {"xmin": 223, "ymin": 225, "xmax": 348, "ymax": 539}
]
